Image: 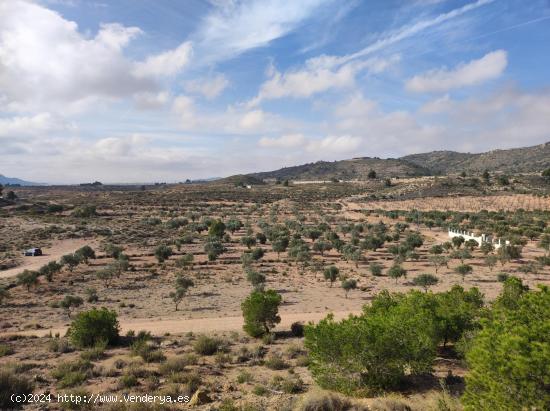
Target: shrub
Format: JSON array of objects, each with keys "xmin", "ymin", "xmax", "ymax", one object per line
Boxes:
[
  {"xmin": 159, "ymin": 356, "xmax": 190, "ymax": 375},
  {"xmin": 369, "ymin": 262, "xmax": 384, "ymax": 276},
  {"xmin": 48, "ymin": 337, "xmax": 71, "ymax": 353},
  {"xmin": 79, "ymin": 340, "xmax": 107, "ymax": 361},
  {"xmin": 463, "ymin": 284, "xmax": 550, "ymax": 410},
  {"xmin": 305, "ymin": 290, "xmax": 439, "ymax": 393},
  {"xmin": 236, "ymin": 371, "xmax": 253, "ymax": 384},
  {"xmin": 52, "ymin": 360, "xmax": 93, "ymax": 388},
  {"xmin": 264, "ymin": 353, "xmax": 288, "ymax": 370},
  {"xmin": 290, "ymin": 321, "xmax": 304, "ymax": 337},
  {"xmin": 0, "ymin": 344, "xmax": 14, "ymax": 357},
  {"xmin": 434, "ymin": 285, "xmax": 484, "ymax": 347},
  {"xmin": 271, "ymin": 375, "xmax": 304, "ymax": 393},
  {"xmin": 72, "ymin": 205, "xmax": 97, "ymax": 218},
  {"xmin": 241, "ymin": 289, "xmax": 282, "ymax": 337},
  {"xmin": 193, "ymin": 335, "xmax": 224, "ymax": 355},
  {"xmin": 496, "ymin": 272, "xmax": 509, "ymax": 282},
  {"xmin": 67, "ymin": 308, "xmax": 119, "ymax": 348},
  {"xmin": 131, "ymin": 339, "xmax": 165, "ymax": 363},
  {"xmin": 0, "ymin": 369, "xmax": 34, "ymax": 409},
  {"xmin": 294, "ymin": 389, "xmax": 369, "ymax": 411},
  {"xmin": 118, "ymin": 374, "xmax": 138, "ymax": 389},
  {"xmin": 252, "ymin": 385, "xmax": 268, "ymax": 396},
  {"xmin": 154, "ymin": 245, "xmax": 172, "ymax": 263}
]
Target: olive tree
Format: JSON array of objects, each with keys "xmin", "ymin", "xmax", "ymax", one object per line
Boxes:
[
  {"xmin": 17, "ymin": 270, "xmax": 39, "ymax": 292},
  {"xmin": 341, "ymin": 278, "xmax": 357, "ymax": 298},
  {"xmin": 455, "ymin": 264, "xmax": 473, "ymax": 281},
  {"xmin": 323, "ymin": 266, "xmax": 339, "ymax": 287},
  {"xmin": 169, "ymin": 274, "xmax": 194, "ymax": 311},
  {"xmin": 154, "ymin": 245, "xmax": 173, "ymax": 263},
  {"xmin": 413, "ymin": 274, "xmax": 438, "ymax": 292}
]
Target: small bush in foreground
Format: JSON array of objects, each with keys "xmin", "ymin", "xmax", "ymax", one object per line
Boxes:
[
  {"xmin": 67, "ymin": 308, "xmax": 119, "ymax": 348},
  {"xmin": 193, "ymin": 335, "xmax": 225, "ymax": 356},
  {"xmin": 241, "ymin": 289, "xmax": 282, "ymax": 337},
  {"xmin": 0, "ymin": 369, "xmax": 34, "ymax": 409},
  {"xmin": 294, "ymin": 389, "xmax": 369, "ymax": 411},
  {"xmin": 462, "ymin": 283, "xmax": 550, "ymax": 410},
  {"xmin": 305, "ymin": 290, "xmax": 438, "ymax": 394}
]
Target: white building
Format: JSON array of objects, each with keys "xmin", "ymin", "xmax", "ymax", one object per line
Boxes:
[{"xmin": 448, "ymin": 228, "xmax": 509, "ymax": 249}]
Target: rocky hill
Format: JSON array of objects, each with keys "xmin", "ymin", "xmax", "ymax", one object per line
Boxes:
[
  {"xmin": 243, "ymin": 142, "xmax": 550, "ymax": 181},
  {"xmin": 402, "ymin": 142, "xmax": 550, "ymax": 175},
  {"xmin": 249, "ymin": 158, "xmax": 431, "ymax": 181}
]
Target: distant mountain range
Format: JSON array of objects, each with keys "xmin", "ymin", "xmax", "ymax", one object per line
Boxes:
[
  {"xmin": 238, "ymin": 141, "xmax": 550, "ymax": 182},
  {"xmin": 0, "ymin": 174, "xmax": 42, "ymax": 186}
]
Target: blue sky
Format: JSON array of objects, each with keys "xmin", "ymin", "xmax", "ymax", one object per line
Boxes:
[{"xmin": 1, "ymin": 0, "xmax": 549, "ymax": 183}]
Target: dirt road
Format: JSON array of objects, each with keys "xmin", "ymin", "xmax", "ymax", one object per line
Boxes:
[
  {"xmin": 0, "ymin": 239, "xmax": 94, "ymax": 280},
  {"xmin": 5, "ymin": 310, "xmax": 359, "ymax": 338}
]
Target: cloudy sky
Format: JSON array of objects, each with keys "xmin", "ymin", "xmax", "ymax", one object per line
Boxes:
[{"xmin": 1, "ymin": 0, "xmax": 549, "ymax": 183}]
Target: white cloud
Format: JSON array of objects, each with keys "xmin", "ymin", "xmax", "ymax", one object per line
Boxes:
[
  {"xmin": 171, "ymin": 96, "xmax": 301, "ymax": 135},
  {"xmin": 193, "ymin": 0, "xmax": 331, "ymax": 65},
  {"xmin": 258, "ymin": 134, "xmax": 306, "ymax": 148},
  {"xmin": 328, "ymin": 93, "xmax": 443, "ymax": 155},
  {"xmin": 133, "ymin": 92, "xmax": 171, "ymax": 110},
  {"xmin": 184, "ymin": 73, "xmax": 229, "ymax": 99},
  {"xmin": 172, "ymin": 95, "xmax": 198, "ymax": 128},
  {"xmin": 306, "ymin": 135, "xmax": 362, "ymax": 154},
  {"xmin": 406, "ymin": 50, "xmax": 508, "ymax": 93},
  {"xmin": 419, "ymin": 94, "xmax": 452, "ymax": 113},
  {"xmin": 239, "ymin": 110, "xmax": 265, "ymax": 129},
  {"xmin": 421, "ymin": 88, "xmax": 550, "ymax": 150},
  {"xmin": 249, "ymin": 55, "xmax": 400, "ymax": 105},
  {"xmin": 95, "ymin": 23, "xmax": 142, "ymax": 50},
  {"xmin": 134, "ymin": 42, "xmax": 193, "ymax": 78},
  {"xmin": 0, "ymin": 1, "xmax": 190, "ymax": 113},
  {"xmin": 0, "ymin": 113, "xmax": 74, "ymax": 137}
]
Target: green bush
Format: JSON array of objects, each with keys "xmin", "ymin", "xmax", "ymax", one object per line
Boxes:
[
  {"xmin": 67, "ymin": 308, "xmax": 119, "ymax": 348},
  {"xmin": 304, "ymin": 290, "xmax": 439, "ymax": 393},
  {"xmin": 0, "ymin": 344, "xmax": 14, "ymax": 357},
  {"xmin": 0, "ymin": 369, "xmax": 34, "ymax": 409},
  {"xmin": 193, "ymin": 335, "xmax": 225, "ymax": 355},
  {"xmin": 159, "ymin": 356, "xmax": 191, "ymax": 375},
  {"xmin": 294, "ymin": 389, "xmax": 369, "ymax": 411},
  {"xmin": 52, "ymin": 360, "xmax": 93, "ymax": 388},
  {"xmin": 462, "ymin": 283, "xmax": 550, "ymax": 410},
  {"xmin": 241, "ymin": 289, "xmax": 282, "ymax": 337},
  {"xmin": 118, "ymin": 374, "xmax": 138, "ymax": 389},
  {"xmin": 79, "ymin": 340, "xmax": 107, "ymax": 361},
  {"xmin": 130, "ymin": 339, "xmax": 165, "ymax": 363},
  {"xmin": 264, "ymin": 353, "xmax": 288, "ymax": 370}
]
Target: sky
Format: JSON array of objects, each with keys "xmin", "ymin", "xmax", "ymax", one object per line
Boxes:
[{"xmin": 1, "ymin": 0, "xmax": 550, "ymax": 184}]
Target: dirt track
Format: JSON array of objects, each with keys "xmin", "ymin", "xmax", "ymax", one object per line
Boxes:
[
  {"xmin": 4, "ymin": 310, "xmax": 359, "ymax": 338},
  {"xmin": 0, "ymin": 239, "xmax": 93, "ymax": 279}
]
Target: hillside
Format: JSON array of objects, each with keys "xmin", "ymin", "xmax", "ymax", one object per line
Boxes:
[
  {"xmin": 402, "ymin": 142, "xmax": 550, "ymax": 174},
  {"xmin": 242, "ymin": 141, "xmax": 550, "ymax": 182},
  {"xmin": 250, "ymin": 158, "xmax": 431, "ymax": 181},
  {"xmin": 0, "ymin": 174, "xmax": 41, "ymax": 186}
]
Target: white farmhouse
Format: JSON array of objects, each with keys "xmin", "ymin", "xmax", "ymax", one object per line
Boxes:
[{"xmin": 448, "ymin": 228, "xmax": 510, "ymax": 249}]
